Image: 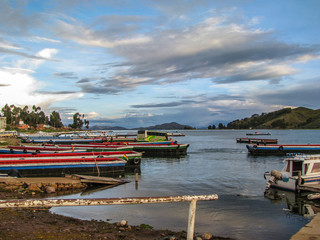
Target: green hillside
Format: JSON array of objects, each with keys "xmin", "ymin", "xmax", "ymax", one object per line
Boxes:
[{"xmin": 226, "ymin": 107, "xmax": 320, "ymax": 129}]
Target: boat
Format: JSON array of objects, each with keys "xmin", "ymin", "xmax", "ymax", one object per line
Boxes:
[
  {"xmin": 84, "ymin": 142, "xmax": 189, "ymax": 157},
  {"xmin": 167, "ymin": 131, "xmax": 185, "ymax": 137},
  {"xmin": 21, "ymin": 137, "xmax": 106, "ymax": 144},
  {"xmin": 236, "ymin": 138, "xmax": 278, "ymax": 144},
  {"xmin": 0, "ymin": 151, "xmax": 142, "ymax": 167},
  {"xmin": 0, "ymin": 156, "xmax": 127, "ymax": 178},
  {"xmin": 264, "ymin": 154, "xmax": 320, "ymax": 192},
  {"xmin": 246, "ymin": 132, "xmax": 271, "ymax": 136},
  {"xmin": 247, "ymin": 144, "xmax": 320, "ymax": 155},
  {"xmin": 6, "ymin": 144, "xmax": 133, "ymax": 154},
  {"xmin": 0, "ymin": 147, "xmax": 80, "ymax": 154},
  {"xmin": 127, "ymin": 143, "xmax": 189, "ymax": 157},
  {"xmin": 136, "ymin": 130, "xmax": 170, "ymax": 142}
]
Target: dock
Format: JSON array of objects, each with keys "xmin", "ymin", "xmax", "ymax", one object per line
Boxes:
[
  {"xmin": 299, "ymin": 183, "xmax": 320, "ymax": 193},
  {"xmin": 291, "ymin": 213, "xmax": 320, "ymax": 240}
]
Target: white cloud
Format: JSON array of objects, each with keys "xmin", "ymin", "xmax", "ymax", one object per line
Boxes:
[
  {"xmin": 0, "ymin": 68, "xmax": 83, "ymax": 108},
  {"xmin": 0, "ymin": 47, "xmax": 83, "ymax": 110},
  {"xmin": 86, "ymin": 112, "xmax": 99, "ymax": 119},
  {"xmin": 34, "ymin": 36, "xmax": 61, "ymax": 43}
]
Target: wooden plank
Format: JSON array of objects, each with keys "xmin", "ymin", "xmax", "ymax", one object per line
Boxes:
[
  {"xmin": 72, "ymin": 174, "xmax": 129, "ymax": 183},
  {"xmin": 0, "ymin": 194, "xmax": 219, "ymax": 208},
  {"xmin": 299, "ymin": 184, "xmax": 320, "ymax": 193}
]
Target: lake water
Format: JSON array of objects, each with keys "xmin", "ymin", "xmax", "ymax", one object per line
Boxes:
[{"xmin": 51, "ymin": 129, "xmax": 320, "ymax": 240}]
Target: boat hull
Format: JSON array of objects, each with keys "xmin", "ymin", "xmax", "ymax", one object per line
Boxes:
[
  {"xmin": 236, "ymin": 138, "xmax": 278, "ymax": 144},
  {"xmin": 0, "ymin": 158, "xmax": 126, "ymax": 178},
  {"xmin": 264, "ymin": 172, "xmax": 297, "ymax": 191},
  {"xmin": 247, "ymin": 144, "xmax": 320, "ymax": 155},
  {"xmin": 264, "ymin": 172, "xmax": 320, "ymax": 192},
  {"xmin": 131, "ymin": 144, "xmax": 189, "ymax": 157}
]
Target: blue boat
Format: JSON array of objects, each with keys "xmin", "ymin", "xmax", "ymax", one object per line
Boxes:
[{"xmin": 247, "ymin": 144, "xmax": 320, "ymax": 155}]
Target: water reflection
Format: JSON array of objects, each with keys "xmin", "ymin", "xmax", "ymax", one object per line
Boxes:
[{"xmin": 264, "ymin": 188, "xmax": 320, "ymax": 218}]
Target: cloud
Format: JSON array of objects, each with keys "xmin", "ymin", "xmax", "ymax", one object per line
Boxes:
[
  {"xmin": 37, "ymin": 4, "xmax": 319, "ymax": 97},
  {"xmin": 0, "ymin": 68, "xmax": 83, "ymax": 109},
  {"xmin": 34, "ymin": 36, "xmax": 61, "ymax": 43},
  {"xmin": 215, "ymin": 64, "xmax": 297, "ymax": 83},
  {"xmin": 54, "ymin": 19, "xmax": 151, "ymax": 48},
  {"xmin": 131, "ymin": 100, "xmax": 196, "ymax": 108},
  {"xmin": 0, "ymin": 47, "xmax": 53, "ymax": 61},
  {"xmin": 0, "ymin": 46, "xmax": 83, "ymax": 111},
  {"xmin": 0, "ymin": 0, "xmax": 44, "ymax": 36},
  {"xmin": 254, "ymin": 78, "xmax": 320, "ymax": 108},
  {"xmin": 54, "ymin": 72, "xmax": 78, "ymax": 79},
  {"xmin": 94, "ymin": 14, "xmax": 319, "ymax": 91}
]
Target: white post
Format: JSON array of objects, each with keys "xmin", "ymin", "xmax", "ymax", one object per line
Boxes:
[{"xmin": 187, "ymin": 199, "xmax": 197, "ymax": 240}]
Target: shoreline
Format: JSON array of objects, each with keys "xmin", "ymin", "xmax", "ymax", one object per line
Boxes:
[{"xmin": 0, "ymin": 191, "xmax": 233, "ymax": 240}]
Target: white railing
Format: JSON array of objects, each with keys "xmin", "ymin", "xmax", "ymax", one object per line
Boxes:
[{"xmin": 0, "ymin": 194, "xmax": 218, "ymax": 240}]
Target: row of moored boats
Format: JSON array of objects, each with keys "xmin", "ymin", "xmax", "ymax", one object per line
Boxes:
[{"xmin": 0, "ymin": 130, "xmax": 189, "ymax": 178}]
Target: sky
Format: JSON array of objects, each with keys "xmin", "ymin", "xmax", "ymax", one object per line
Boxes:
[{"xmin": 0, "ymin": 0, "xmax": 319, "ymax": 129}]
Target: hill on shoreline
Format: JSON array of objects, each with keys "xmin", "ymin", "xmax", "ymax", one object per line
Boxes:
[{"xmin": 226, "ymin": 107, "xmax": 320, "ymax": 129}]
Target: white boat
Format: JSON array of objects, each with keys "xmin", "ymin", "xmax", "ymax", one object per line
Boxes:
[{"xmin": 264, "ymin": 154, "xmax": 320, "ymax": 192}]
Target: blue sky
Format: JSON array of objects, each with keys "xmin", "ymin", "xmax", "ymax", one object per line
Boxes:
[{"xmin": 0, "ymin": 0, "xmax": 319, "ymax": 129}]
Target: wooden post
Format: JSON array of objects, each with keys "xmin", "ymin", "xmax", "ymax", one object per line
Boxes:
[
  {"xmin": 187, "ymin": 199, "xmax": 197, "ymax": 240},
  {"xmin": 135, "ymin": 172, "xmax": 139, "ymax": 190},
  {"xmin": 297, "ymin": 171, "xmax": 302, "ymax": 193}
]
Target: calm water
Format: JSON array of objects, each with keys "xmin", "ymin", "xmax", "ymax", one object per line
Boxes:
[{"xmin": 52, "ymin": 130, "xmax": 320, "ymax": 240}]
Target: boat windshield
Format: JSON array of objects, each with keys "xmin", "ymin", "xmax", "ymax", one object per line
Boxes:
[
  {"xmin": 311, "ymin": 162, "xmax": 320, "ymax": 173},
  {"xmin": 292, "ymin": 161, "xmax": 302, "ymax": 176}
]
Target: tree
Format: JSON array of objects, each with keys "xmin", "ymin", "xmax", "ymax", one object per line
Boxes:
[
  {"xmin": 10, "ymin": 105, "xmax": 21, "ymax": 125},
  {"xmin": 49, "ymin": 111, "xmax": 63, "ymax": 128},
  {"xmin": 218, "ymin": 123, "xmax": 225, "ymax": 129},
  {"xmin": 271, "ymin": 119, "xmax": 286, "ymax": 129},
  {"xmin": 69, "ymin": 112, "xmax": 83, "ymax": 129},
  {"xmin": 208, "ymin": 125, "xmax": 212, "ymax": 129},
  {"xmin": 20, "ymin": 106, "xmax": 30, "ymax": 123},
  {"xmin": 84, "ymin": 119, "xmax": 90, "ymax": 129},
  {"xmin": 1, "ymin": 104, "xmax": 12, "ymax": 124}
]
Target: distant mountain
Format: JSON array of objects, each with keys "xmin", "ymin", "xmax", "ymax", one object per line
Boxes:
[
  {"xmin": 226, "ymin": 107, "xmax": 320, "ymax": 129},
  {"xmin": 133, "ymin": 122, "xmax": 194, "ymax": 130},
  {"xmin": 89, "ymin": 122, "xmax": 193, "ymax": 130},
  {"xmin": 89, "ymin": 125, "xmax": 128, "ymax": 130}
]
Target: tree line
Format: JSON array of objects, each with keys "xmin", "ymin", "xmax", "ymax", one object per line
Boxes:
[{"xmin": 0, "ymin": 104, "xmax": 89, "ymax": 130}]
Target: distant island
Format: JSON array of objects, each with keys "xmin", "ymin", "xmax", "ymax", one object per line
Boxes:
[{"xmin": 89, "ymin": 122, "xmax": 194, "ymax": 130}]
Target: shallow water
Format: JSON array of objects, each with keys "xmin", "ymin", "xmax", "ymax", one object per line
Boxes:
[{"xmin": 51, "ymin": 129, "xmax": 320, "ymax": 240}]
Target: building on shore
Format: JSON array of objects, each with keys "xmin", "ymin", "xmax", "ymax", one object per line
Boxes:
[{"xmin": 0, "ymin": 117, "xmax": 6, "ymax": 131}]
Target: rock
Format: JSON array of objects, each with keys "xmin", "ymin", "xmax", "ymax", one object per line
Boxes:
[
  {"xmin": 45, "ymin": 186, "xmax": 56, "ymax": 193},
  {"xmin": 3, "ymin": 185, "xmax": 21, "ymax": 191},
  {"xmin": 162, "ymin": 236, "xmax": 177, "ymax": 240},
  {"xmin": 49, "ymin": 183, "xmax": 58, "ymax": 189},
  {"xmin": 202, "ymin": 232, "xmax": 213, "ymax": 240},
  {"xmin": 28, "ymin": 183, "xmax": 41, "ymax": 192},
  {"xmin": 195, "ymin": 237, "xmax": 202, "ymax": 240},
  {"xmin": 120, "ymin": 219, "xmax": 128, "ymax": 227}
]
